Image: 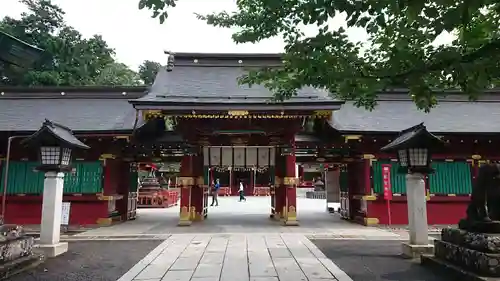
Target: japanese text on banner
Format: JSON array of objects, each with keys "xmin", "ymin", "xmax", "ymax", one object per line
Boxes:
[{"xmin": 382, "ymin": 164, "xmax": 392, "ymax": 200}]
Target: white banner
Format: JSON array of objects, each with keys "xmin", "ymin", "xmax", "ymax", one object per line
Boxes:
[
  {"xmin": 222, "ymin": 147, "xmax": 233, "ymax": 166},
  {"xmin": 258, "ymin": 148, "xmax": 270, "ymax": 167},
  {"xmin": 209, "ymin": 147, "xmax": 221, "ymax": 166},
  {"xmin": 246, "ymin": 147, "xmax": 257, "ymax": 166},
  {"xmin": 61, "ymin": 202, "xmax": 71, "ymax": 225},
  {"xmin": 233, "ymin": 147, "xmax": 245, "ymax": 167},
  {"xmin": 203, "ymin": 147, "xmax": 209, "ymax": 166},
  {"xmin": 270, "ymin": 147, "xmax": 276, "ymax": 166}
]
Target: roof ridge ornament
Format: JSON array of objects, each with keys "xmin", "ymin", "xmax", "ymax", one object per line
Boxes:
[{"xmin": 164, "ymin": 50, "xmax": 175, "ymax": 72}]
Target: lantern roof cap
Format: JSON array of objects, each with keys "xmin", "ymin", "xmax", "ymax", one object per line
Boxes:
[
  {"xmin": 380, "ymin": 122, "xmax": 444, "ymax": 152},
  {"xmin": 21, "ymin": 119, "xmax": 90, "ymax": 149}
]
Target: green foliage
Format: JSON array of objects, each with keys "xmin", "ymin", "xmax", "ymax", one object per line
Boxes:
[
  {"xmin": 140, "ymin": 0, "xmax": 500, "ymax": 111},
  {"xmin": 0, "ymin": 0, "xmax": 140, "ymax": 86},
  {"xmin": 138, "ymin": 60, "xmax": 162, "ymax": 84}
]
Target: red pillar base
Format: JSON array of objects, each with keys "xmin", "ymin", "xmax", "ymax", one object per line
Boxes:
[
  {"xmin": 178, "ymin": 186, "xmax": 192, "ymax": 226},
  {"xmin": 283, "ymin": 182, "xmax": 298, "ymax": 226},
  {"xmin": 283, "ymin": 152, "xmax": 298, "ymax": 226}
]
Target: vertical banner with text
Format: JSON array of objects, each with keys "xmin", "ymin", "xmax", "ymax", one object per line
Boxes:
[{"xmin": 381, "ymin": 164, "xmax": 392, "ymax": 225}]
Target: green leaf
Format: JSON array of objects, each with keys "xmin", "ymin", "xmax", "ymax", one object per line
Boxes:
[{"xmin": 135, "ymin": 0, "xmax": 500, "ymax": 112}]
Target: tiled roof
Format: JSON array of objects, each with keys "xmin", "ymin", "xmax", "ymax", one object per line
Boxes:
[
  {"xmin": 130, "ymin": 53, "xmax": 342, "ymax": 109},
  {"xmin": 330, "ymin": 93, "xmax": 500, "ymax": 133},
  {"xmin": 0, "ymin": 87, "xmax": 146, "ymax": 132}
]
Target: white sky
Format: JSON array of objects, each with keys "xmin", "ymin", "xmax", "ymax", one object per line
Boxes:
[{"xmin": 1, "ymin": 0, "xmax": 453, "ymax": 70}]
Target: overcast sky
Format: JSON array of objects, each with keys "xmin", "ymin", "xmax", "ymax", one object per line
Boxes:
[{"xmin": 1, "ymin": 0, "xmax": 453, "ymax": 70}]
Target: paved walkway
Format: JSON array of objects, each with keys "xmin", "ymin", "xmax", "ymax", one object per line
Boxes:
[
  {"xmin": 69, "ymin": 197, "xmax": 435, "ymax": 281},
  {"xmin": 118, "ymin": 233, "xmax": 351, "ymax": 281},
  {"xmin": 76, "ymin": 197, "xmax": 399, "ymax": 239},
  {"xmin": 106, "ymin": 197, "xmax": 408, "ymax": 281}
]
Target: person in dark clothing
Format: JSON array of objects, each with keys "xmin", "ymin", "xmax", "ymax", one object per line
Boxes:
[
  {"xmin": 238, "ymin": 180, "xmax": 246, "ymax": 202},
  {"xmin": 211, "ymin": 178, "xmax": 220, "ymax": 206}
]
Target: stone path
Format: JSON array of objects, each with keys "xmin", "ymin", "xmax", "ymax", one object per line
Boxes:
[
  {"xmin": 76, "ymin": 197, "xmax": 400, "ymax": 237},
  {"xmin": 118, "ymin": 233, "xmax": 351, "ymax": 281},
  {"xmin": 76, "ymin": 197, "xmax": 434, "ymax": 281}
]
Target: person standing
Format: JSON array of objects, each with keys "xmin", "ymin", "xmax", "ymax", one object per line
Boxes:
[
  {"xmin": 211, "ymin": 179, "xmax": 220, "ymax": 206},
  {"xmin": 239, "ymin": 180, "xmax": 246, "ymax": 202}
]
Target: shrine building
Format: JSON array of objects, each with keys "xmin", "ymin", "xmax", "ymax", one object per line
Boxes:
[{"xmin": 1, "ymin": 53, "xmax": 499, "ymax": 227}]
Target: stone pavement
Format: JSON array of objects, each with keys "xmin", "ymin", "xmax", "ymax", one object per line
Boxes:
[
  {"xmin": 75, "ymin": 197, "xmax": 433, "ymax": 281},
  {"xmin": 75, "ymin": 197, "xmax": 400, "ymax": 238},
  {"xmin": 118, "ymin": 233, "xmax": 351, "ymax": 281}
]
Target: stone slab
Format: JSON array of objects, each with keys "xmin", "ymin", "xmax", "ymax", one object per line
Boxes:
[
  {"xmin": 401, "ymin": 242, "xmax": 434, "ymax": 259},
  {"xmin": 135, "ymin": 263, "xmax": 172, "ymax": 280},
  {"xmin": 169, "ymin": 257, "xmax": 201, "ymax": 270},
  {"xmin": 442, "ymin": 228, "xmax": 500, "ymax": 253},
  {"xmin": 434, "ymin": 239, "xmax": 500, "ymax": 277},
  {"xmin": 160, "ymin": 270, "xmax": 193, "ymax": 281},
  {"xmin": 0, "ymin": 253, "xmax": 43, "ymax": 280},
  {"xmin": 36, "ymin": 242, "xmax": 68, "ymax": 258},
  {"xmin": 0, "ymin": 236, "xmax": 35, "ymax": 264},
  {"xmin": 421, "ymin": 255, "xmax": 496, "ymax": 281},
  {"xmin": 192, "ymin": 263, "xmax": 222, "ymax": 278}
]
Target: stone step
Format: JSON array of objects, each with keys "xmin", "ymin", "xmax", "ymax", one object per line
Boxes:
[
  {"xmin": 434, "ymin": 239, "xmax": 500, "ymax": 277},
  {"xmin": 0, "ymin": 254, "xmax": 44, "ymax": 280}
]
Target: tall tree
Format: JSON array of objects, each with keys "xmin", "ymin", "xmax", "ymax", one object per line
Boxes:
[
  {"xmin": 94, "ymin": 62, "xmax": 142, "ymax": 86},
  {"xmin": 139, "ymin": 0, "xmax": 500, "ymax": 111},
  {"xmin": 0, "ymin": 0, "xmax": 139, "ymax": 86},
  {"xmin": 138, "ymin": 60, "xmax": 162, "ymax": 84}
]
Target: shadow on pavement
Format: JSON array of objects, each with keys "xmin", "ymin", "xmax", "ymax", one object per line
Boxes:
[
  {"xmin": 311, "ymin": 239, "xmax": 449, "ymax": 281},
  {"xmin": 9, "ymin": 240, "xmax": 162, "ymax": 281}
]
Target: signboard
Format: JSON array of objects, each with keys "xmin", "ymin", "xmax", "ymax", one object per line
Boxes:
[
  {"xmin": 61, "ymin": 202, "xmax": 71, "ymax": 226},
  {"xmin": 382, "ymin": 164, "xmax": 392, "ymax": 200}
]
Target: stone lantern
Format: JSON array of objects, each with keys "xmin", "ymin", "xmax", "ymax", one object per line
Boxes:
[
  {"xmin": 21, "ymin": 120, "xmax": 89, "ymax": 257},
  {"xmin": 381, "ymin": 123, "xmax": 444, "ymax": 258}
]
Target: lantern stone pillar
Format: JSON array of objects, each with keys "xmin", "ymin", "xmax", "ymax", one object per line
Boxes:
[
  {"xmin": 401, "ymin": 172, "xmax": 434, "ymax": 258},
  {"xmin": 381, "ymin": 123, "xmax": 443, "ymax": 259},
  {"xmin": 39, "ymin": 171, "xmax": 68, "ymax": 257},
  {"xmin": 21, "ymin": 119, "xmax": 90, "ymax": 258},
  {"xmin": 405, "ymin": 173, "xmax": 429, "ymax": 244}
]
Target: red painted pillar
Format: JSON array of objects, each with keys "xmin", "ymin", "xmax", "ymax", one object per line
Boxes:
[
  {"xmin": 189, "ymin": 154, "xmax": 205, "ymax": 221},
  {"xmin": 298, "ymin": 164, "xmax": 304, "ymax": 185},
  {"xmin": 274, "ymin": 150, "xmax": 284, "ymax": 219},
  {"xmin": 364, "ymin": 159, "xmax": 371, "ymax": 195},
  {"xmin": 250, "ymin": 169, "xmax": 254, "ymax": 196},
  {"xmin": 178, "ymin": 155, "xmax": 194, "ymax": 226},
  {"xmin": 284, "ymin": 145, "xmax": 298, "ymax": 226}
]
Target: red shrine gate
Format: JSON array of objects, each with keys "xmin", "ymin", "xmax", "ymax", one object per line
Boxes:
[
  {"xmin": 177, "ymin": 145, "xmax": 299, "ymax": 226},
  {"xmin": 203, "ymin": 146, "xmax": 275, "ymax": 196}
]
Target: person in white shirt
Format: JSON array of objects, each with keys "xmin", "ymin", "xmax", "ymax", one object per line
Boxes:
[{"xmin": 238, "ymin": 180, "xmax": 246, "ymax": 202}]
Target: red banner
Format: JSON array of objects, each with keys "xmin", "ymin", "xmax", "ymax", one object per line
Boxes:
[{"xmin": 382, "ymin": 164, "xmax": 392, "ymax": 200}]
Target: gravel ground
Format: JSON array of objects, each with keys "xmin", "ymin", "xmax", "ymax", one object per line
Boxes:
[
  {"xmin": 311, "ymin": 239, "xmax": 448, "ymax": 281},
  {"xmin": 10, "ymin": 240, "xmax": 162, "ymax": 281}
]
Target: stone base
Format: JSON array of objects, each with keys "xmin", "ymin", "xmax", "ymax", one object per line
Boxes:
[
  {"xmin": 283, "ymin": 220, "xmax": 299, "ymax": 226},
  {"xmin": 177, "ymin": 220, "xmax": 192, "ymax": 227},
  {"xmin": 401, "ymin": 242, "xmax": 434, "ymax": 259},
  {"xmin": 422, "ymin": 227, "xmax": 500, "ymax": 278},
  {"xmin": 37, "ymin": 242, "xmax": 68, "ymax": 258},
  {"xmin": 421, "ymin": 255, "xmax": 495, "ymax": 281},
  {"xmin": 441, "ymin": 227, "xmax": 500, "ymax": 253},
  {"xmin": 459, "ymin": 219, "xmax": 500, "ymax": 234},
  {"xmin": 434, "ymin": 239, "xmax": 500, "ymax": 276},
  {"xmin": 0, "ymin": 253, "xmax": 44, "ymax": 280}
]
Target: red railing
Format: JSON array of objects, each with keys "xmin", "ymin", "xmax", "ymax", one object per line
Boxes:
[{"xmin": 137, "ymin": 189, "xmax": 179, "ymax": 208}]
